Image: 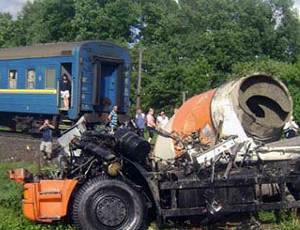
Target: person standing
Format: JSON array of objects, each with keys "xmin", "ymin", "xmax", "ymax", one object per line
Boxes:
[
  {"xmin": 146, "ymin": 108, "xmax": 156, "ymax": 143},
  {"xmin": 60, "ymin": 74, "xmax": 71, "ymax": 110},
  {"xmin": 283, "ymin": 116, "xmax": 299, "ymax": 138},
  {"xmin": 156, "ymin": 111, "xmax": 169, "ymax": 128},
  {"xmin": 108, "ymin": 105, "xmax": 118, "ymax": 133},
  {"xmin": 135, "ymin": 108, "xmax": 146, "ymax": 137},
  {"xmin": 39, "ymin": 119, "xmax": 55, "ymax": 160}
]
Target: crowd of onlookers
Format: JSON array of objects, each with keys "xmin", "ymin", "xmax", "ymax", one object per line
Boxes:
[
  {"xmin": 108, "ymin": 106, "xmax": 169, "ymax": 142},
  {"xmin": 106, "ymin": 105, "xmax": 300, "ymax": 142},
  {"xmin": 135, "ymin": 108, "xmax": 169, "ymax": 142}
]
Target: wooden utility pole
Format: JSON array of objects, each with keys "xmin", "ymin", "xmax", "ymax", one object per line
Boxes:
[
  {"xmin": 136, "ymin": 48, "xmax": 143, "ymax": 109},
  {"xmin": 182, "ymin": 91, "xmax": 188, "ymax": 104}
]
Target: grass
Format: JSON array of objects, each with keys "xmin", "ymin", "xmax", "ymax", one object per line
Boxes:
[
  {"xmin": 1, "ymin": 161, "xmax": 300, "ymax": 229},
  {"xmin": 258, "ymin": 211, "xmax": 300, "ymax": 230}
]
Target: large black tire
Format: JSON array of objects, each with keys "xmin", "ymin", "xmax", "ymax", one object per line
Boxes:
[{"xmin": 72, "ymin": 176, "xmax": 147, "ymax": 230}]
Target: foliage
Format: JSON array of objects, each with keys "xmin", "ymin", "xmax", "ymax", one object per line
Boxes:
[
  {"xmin": 16, "ymin": 0, "xmax": 75, "ymax": 45},
  {"xmin": 259, "ymin": 211, "xmax": 277, "ymax": 223},
  {"xmin": 141, "ymin": 56, "xmax": 212, "ymax": 113},
  {"xmin": 279, "ymin": 216, "xmax": 300, "ymax": 230},
  {"xmin": 258, "ymin": 211, "xmax": 300, "ymax": 230},
  {"xmin": 133, "ymin": 0, "xmax": 300, "ymax": 115},
  {"xmin": 72, "ymin": 0, "xmax": 140, "ymax": 43},
  {"xmin": 0, "ymin": 13, "xmax": 16, "ymax": 48}
]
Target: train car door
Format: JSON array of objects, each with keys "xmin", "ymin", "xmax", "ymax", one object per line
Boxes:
[
  {"xmin": 60, "ymin": 63, "xmax": 72, "ymax": 110},
  {"xmin": 92, "ymin": 57, "xmax": 124, "ymax": 113}
]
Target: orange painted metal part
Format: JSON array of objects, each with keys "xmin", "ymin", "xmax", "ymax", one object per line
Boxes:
[
  {"xmin": 171, "ymin": 89, "xmax": 216, "ymax": 157},
  {"xmin": 9, "ymin": 168, "xmax": 29, "ymax": 183},
  {"xmin": 172, "ymin": 89, "xmax": 216, "ymax": 135},
  {"xmin": 22, "ymin": 179, "xmax": 77, "ymax": 222}
]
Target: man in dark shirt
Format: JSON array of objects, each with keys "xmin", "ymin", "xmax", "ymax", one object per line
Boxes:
[
  {"xmin": 39, "ymin": 119, "xmax": 55, "ymax": 160},
  {"xmin": 60, "ymin": 74, "xmax": 71, "ymax": 110}
]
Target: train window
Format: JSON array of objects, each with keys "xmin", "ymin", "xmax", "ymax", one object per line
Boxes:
[
  {"xmin": 26, "ymin": 69, "xmax": 35, "ymax": 89},
  {"xmin": 8, "ymin": 70, "xmax": 17, "ymax": 89},
  {"xmin": 45, "ymin": 68, "xmax": 56, "ymax": 89}
]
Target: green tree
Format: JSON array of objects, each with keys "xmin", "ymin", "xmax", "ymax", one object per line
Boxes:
[
  {"xmin": 132, "ymin": 0, "xmax": 300, "ymax": 112},
  {"xmin": 0, "ymin": 13, "xmax": 15, "ymax": 48},
  {"xmin": 17, "ymin": 0, "xmax": 75, "ymax": 44},
  {"xmin": 72, "ymin": 0, "xmax": 140, "ymax": 43},
  {"xmin": 72, "ymin": 0, "xmax": 103, "ymax": 41}
]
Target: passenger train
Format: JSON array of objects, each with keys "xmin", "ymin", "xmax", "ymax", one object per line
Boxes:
[{"xmin": 0, "ymin": 41, "xmax": 131, "ymax": 132}]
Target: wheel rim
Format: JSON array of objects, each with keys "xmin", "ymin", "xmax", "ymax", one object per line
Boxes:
[{"xmin": 95, "ymin": 195, "xmax": 128, "ymax": 227}]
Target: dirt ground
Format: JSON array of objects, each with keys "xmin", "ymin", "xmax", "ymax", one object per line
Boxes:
[{"xmin": 0, "ymin": 135, "xmax": 40, "ymax": 162}]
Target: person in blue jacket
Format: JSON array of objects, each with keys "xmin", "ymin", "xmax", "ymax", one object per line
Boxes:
[{"xmin": 135, "ymin": 108, "xmax": 146, "ymax": 137}]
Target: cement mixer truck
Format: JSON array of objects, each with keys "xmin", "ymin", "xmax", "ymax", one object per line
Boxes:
[{"xmin": 9, "ymin": 73, "xmax": 300, "ymax": 229}]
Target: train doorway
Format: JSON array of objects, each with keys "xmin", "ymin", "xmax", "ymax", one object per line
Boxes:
[
  {"xmin": 92, "ymin": 57, "xmax": 124, "ymax": 113},
  {"xmin": 60, "ymin": 63, "xmax": 72, "ymax": 110}
]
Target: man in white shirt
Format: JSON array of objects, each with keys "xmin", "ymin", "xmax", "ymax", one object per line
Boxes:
[
  {"xmin": 157, "ymin": 111, "xmax": 169, "ymax": 128},
  {"xmin": 283, "ymin": 116, "xmax": 299, "ymax": 138}
]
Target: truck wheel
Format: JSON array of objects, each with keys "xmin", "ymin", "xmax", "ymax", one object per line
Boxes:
[{"xmin": 72, "ymin": 176, "xmax": 147, "ymax": 230}]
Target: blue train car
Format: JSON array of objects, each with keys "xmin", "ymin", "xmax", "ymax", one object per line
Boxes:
[{"xmin": 0, "ymin": 41, "xmax": 130, "ymax": 131}]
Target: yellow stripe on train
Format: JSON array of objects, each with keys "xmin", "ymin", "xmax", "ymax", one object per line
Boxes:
[{"xmin": 0, "ymin": 89, "xmax": 57, "ymax": 94}]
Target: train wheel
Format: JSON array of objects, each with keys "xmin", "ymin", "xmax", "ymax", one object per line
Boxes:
[{"xmin": 72, "ymin": 176, "xmax": 147, "ymax": 230}]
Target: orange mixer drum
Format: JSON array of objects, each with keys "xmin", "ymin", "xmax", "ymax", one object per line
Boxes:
[
  {"xmin": 154, "ymin": 73, "xmax": 293, "ymax": 160},
  {"xmin": 172, "ymin": 89, "xmax": 216, "ymax": 136}
]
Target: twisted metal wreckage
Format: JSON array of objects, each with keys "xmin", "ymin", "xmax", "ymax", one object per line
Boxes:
[{"xmin": 9, "ymin": 74, "xmax": 300, "ymax": 229}]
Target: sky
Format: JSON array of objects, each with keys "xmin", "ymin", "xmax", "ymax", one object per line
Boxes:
[
  {"xmin": 0, "ymin": 0, "xmax": 33, "ymax": 18},
  {"xmin": 296, "ymin": 0, "xmax": 300, "ymax": 11},
  {"xmin": 0, "ymin": 0, "xmax": 300, "ymax": 18}
]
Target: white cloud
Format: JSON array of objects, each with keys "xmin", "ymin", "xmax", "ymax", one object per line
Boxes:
[
  {"xmin": 0, "ymin": 0, "xmax": 33, "ymax": 18},
  {"xmin": 295, "ymin": 0, "xmax": 300, "ymax": 11}
]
